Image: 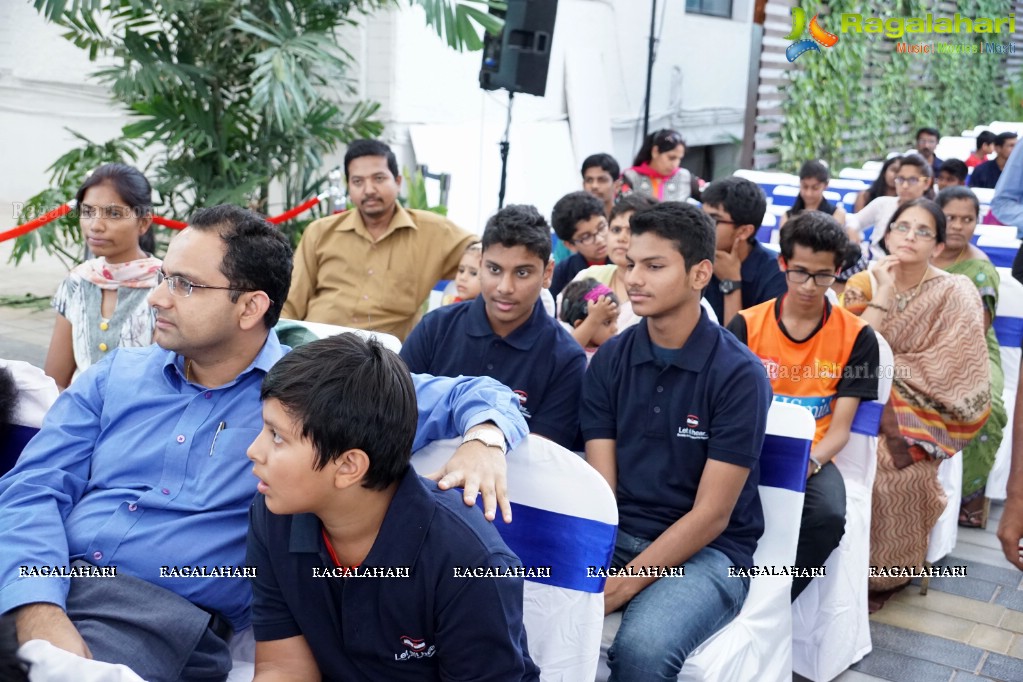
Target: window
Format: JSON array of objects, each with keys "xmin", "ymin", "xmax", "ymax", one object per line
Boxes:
[{"xmin": 686, "ymin": 0, "xmax": 732, "ymax": 19}]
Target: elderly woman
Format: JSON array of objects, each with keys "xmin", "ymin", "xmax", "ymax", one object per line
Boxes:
[{"xmin": 842, "ymin": 198, "xmax": 990, "ymax": 599}]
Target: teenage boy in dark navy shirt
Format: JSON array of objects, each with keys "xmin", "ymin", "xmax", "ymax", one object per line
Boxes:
[
  {"xmin": 700, "ymin": 177, "xmax": 787, "ymax": 326},
  {"xmin": 549, "ymin": 191, "xmax": 613, "ymax": 298},
  {"xmin": 246, "ymin": 333, "xmax": 539, "ymax": 682},
  {"xmin": 401, "ymin": 204, "xmax": 587, "ymax": 449},
  {"xmin": 581, "ymin": 202, "xmax": 772, "ymax": 681}
]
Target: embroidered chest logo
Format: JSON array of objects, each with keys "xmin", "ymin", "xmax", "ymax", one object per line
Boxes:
[
  {"xmin": 677, "ymin": 414, "xmax": 708, "ymax": 440},
  {"xmin": 395, "ymin": 636, "xmax": 436, "ymax": 661},
  {"xmin": 513, "ymin": 390, "xmax": 532, "ymax": 419}
]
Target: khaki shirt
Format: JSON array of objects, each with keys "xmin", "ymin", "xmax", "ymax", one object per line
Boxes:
[{"xmin": 282, "ymin": 206, "xmax": 475, "ymax": 341}]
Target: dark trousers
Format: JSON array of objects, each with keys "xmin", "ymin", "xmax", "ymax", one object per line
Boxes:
[{"xmin": 791, "ymin": 462, "xmax": 847, "ymax": 601}]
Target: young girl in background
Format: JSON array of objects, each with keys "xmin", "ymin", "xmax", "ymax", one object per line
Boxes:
[
  {"xmin": 443, "ymin": 242, "xmax": 482, "ymax": 305},
  {"xmin": 559, "ymin": 278, "xmax": 618, "ymax": 363},
  {"xmin": 780, "ymin": 160, "xmax": 846, "ymax": 227}
]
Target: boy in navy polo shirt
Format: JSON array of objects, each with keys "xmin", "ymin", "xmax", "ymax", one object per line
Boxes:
[
  {"xmin": 581, "ymin": 202, "xmax": 772, "ymax": 680},
  {"xmin": 245, "ymin": 333, "xmax": 539, "ymax": 681},
  {"xmin": 401, "ymin": 205, "xmax": 587, "ymax": 449},
  {"xmin": 728, "ymin": 212, "xmax": 879, "ymax": 601},
  {"xmin": 549, "ymin": 191, "xmax": 612, "ymax": 298},
  {"xmin": 700, "ymin": 177, "xmax": 787, "ymax": 326}
]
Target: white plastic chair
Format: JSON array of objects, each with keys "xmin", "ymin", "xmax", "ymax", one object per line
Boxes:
[
  {"xmin": 974, "ymin": 224, "xmax": 1018, "ymax": 241},
  {"xmin": 934, "ymin": 136, "xmax": 976, "ymax": 161},
  {"xmin": 792, "ymin": 333, "xmax": 895, "ymax": 681},
  {"xmin": 596, "ymin": 402, "xmax": 816, "ymax": 682},
  {"xmin": 975, "ymin": 235, "xmax": 1021, "ymax": 269},
  {"xmin": 274, "ymin": 319, "xmax": 402, "ymax": 354},
  {"xmin": 413, "ymin": 435, "xmax": 618, "ymax": 681},
  {"xmin": 928, "ymin": 456, "xmax": 963, "ymax": 563},
  {"xmin": 825, "ymin": 178, "xmax": 870, "ymax": 194},
  {"xmin": 772, "ymin": 185, "xmax": 800, "ymax": 208},
  {"xmin": 0, "ymin": 359, "xmax": 58, "ymax": 475},
  {"xmin": 986, "ymin": 273, "xmax": 1023, "ymax": 500},
  {"xmin": 971, "ymin": 187, "xmax": 996, "ymax": 207},
  {"xmin": 839, "ymin": 168, "xmax": 879, "ymax": 182}
]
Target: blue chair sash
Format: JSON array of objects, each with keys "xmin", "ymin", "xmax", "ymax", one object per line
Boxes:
[
  {"xmin": 479, "ymin": 500, "xmax": 617, "ymax": 594},
  {"xmin": 994, "ymin": 315, "xmax": 1023, "ymax": 349},
  {"xmin": 759, "ymin": 433, "xmax": 812, "ymax": 493},
  {"xmin": 981, "ymin": 245, "xmax": 1017, "ymax": 268},
  {"xmin": 850, "ymin": 401, "xmax": 884, "ymax": 437}
]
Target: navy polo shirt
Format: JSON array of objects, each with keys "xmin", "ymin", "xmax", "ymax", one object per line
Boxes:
[
  {"xmin": 246, "ymin": 467, "xmax": 539, "ymax": 682},
  {"xmin": 401, "ymin": 297, "xmax": 587, "ymax": 449},
  {"xmin": 550, "ymin": 253, "xmax": 610, "ymax": 299},
  {"xmin": 580, "ymin": 311, "xmax": 772, "ymax": 569},
  {"xmin": 703, "ymin": 240, "xmax": 787, "ymax": 322}
]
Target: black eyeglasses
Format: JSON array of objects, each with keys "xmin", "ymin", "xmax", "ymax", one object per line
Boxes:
[
  {"xmin": 157, "ymin": 271, "xmax": 258, "ymax": 298},
  {"xmin": 785, "ymin": 269, "xmax": 837, "ymax": 287},
  {"xmin": 571, "ymin": 223, "xmax": 608, "ymax": 246}
]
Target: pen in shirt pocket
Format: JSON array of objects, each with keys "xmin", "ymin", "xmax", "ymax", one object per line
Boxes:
[{"xmin": 210, "ymin": 421, "xmax": 227, "ymax": 457}]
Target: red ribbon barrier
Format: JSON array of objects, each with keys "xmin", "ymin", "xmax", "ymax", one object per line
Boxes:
[
  {"xmin": 0, "ymin": 204, "xmax": 74, "ymax": 243},
  {"xmin": 268, "ymin": 196, "xmax": 323, "ymax": 225},
  {"xmin": 151, "ymin": 215, "xmax": 188, "ymax": 230}
]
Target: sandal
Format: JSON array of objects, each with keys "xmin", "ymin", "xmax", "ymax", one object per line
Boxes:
[{"xmin": 958, "ymin": 492, "xmax": 989, "ymax": 529}]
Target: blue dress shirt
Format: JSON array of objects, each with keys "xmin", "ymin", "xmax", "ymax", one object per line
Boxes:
[
  {"xmin": 0, "ymin": 332, "xmax": 527, "ymax": 629},
  {"xmin": 991, "ymin": 145, "xmax": 1023, "ymax": 236}
]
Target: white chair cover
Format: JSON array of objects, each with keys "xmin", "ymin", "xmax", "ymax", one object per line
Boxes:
[
  {"xmin": 20, "ymin": 640, "xmax": 145, "ymax": 682},
  {"xmin": 274, "ymin": 318, "xmax": 402, "ymax": 353},
  {"xmin": 0, "ymin": 359, "xmax": 58, "ymax": 474},
  {"xmin": 596, "ymin": 402, "xmax": 816, "ymax": 682},
  {"xmin": 792, "ymin": 332, "xmax": 894, "ymax": 681},
  {"xmin": 927, "ymin": 455, "xmax": 962, "ymax": 563},
  {"xmin": 412, "ymin": 435, "xmax": 618, "ymax": 682},
  {"xmin": 985, "ymin": 272, "xmax": 1023, "ymax": 500}
]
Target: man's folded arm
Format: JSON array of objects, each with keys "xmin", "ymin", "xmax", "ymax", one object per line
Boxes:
[{"xmin": 410, "ymin": 374, "xmax": 528, "ymax": 452}]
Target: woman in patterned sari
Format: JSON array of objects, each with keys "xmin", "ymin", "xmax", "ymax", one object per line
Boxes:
[
  {"xmin": 842, "ymin": 198, "xmax": 990, "ymax": 595},
  {"xmin": 933, "ymin": 187, "xmax": 1006, "ymax": 528}
]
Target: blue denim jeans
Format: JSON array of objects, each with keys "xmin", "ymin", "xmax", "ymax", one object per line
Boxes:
[{"xmin": 607, "ymin": 529, "xmax": 750, "ymax": 682}]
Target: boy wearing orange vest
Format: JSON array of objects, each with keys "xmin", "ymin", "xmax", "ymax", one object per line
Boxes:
[{"xmin": 727, "ymin": 211, "xmax": 880, "ymax": 600}]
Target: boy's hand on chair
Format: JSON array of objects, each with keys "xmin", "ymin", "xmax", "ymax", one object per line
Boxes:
[{"xmin": 428, "ymin": 434, "xmax": 511, "ymax": 523}]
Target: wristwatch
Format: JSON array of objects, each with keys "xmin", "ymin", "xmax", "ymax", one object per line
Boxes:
[
  {"xmin": 462, "ymin": 428, "xmax": 508, "ymax": 456},
  {"xmin": 718, "ymin": 279, "xmax": 742, "ymax": 295}
]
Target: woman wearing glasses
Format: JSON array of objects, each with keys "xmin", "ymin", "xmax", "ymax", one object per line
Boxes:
[
  {"xmin": 44, "ymin": 164, "xmax": 161, "ymax": 390},
  {"xmin": 842, "ymin": 198, "xmax": 990, "ymax": 604},
  {"xmin": 620, "ymin": 129, "xmax": 693, "ymax": 203},
  {"xmin": 845, "ymin": 154, "xmax": 935, "ymax": 267},
  {"xmin": 932, "ymin": 187, "xmax": 1007, "ymax": 530}
]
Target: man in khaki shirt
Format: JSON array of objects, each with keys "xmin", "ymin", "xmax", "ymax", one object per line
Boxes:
[{"xmin": 283, "ymin": 139, "xmax": 475, "ymax": 340}]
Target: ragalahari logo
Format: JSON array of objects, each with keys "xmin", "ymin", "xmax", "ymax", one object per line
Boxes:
[{"xmin": 785, "ymin": 7, "xmax": 840, "ymax": 61}]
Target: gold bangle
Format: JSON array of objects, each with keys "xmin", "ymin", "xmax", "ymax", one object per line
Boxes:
[{"xmin": 866, "ymin": 302, "xmax": 889, "ymax": 313}]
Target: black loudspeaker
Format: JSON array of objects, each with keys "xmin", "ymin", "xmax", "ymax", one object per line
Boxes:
[{"xmin": 479, "ymin": 0, "xmax": 558, "ymax": 97}]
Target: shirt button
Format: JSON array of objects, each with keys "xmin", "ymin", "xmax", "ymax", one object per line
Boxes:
[
  {"xmin": 204, "ymin": 391, "xmax": 212, "ymax": 399},
  {"xmin": 161, "ymin": 488, "xmax": 170, "ymax": 495},
  {"xmin": 656, "ymin": 386, "xmax": 664, "ymax": 393},
  {"xmin": 128, "ymin": 503, "xmax": 138, "ymax": 512},
  {"xmin": 176, "ymin": 435, "xmax": 185, "ymax": 443},
  {"xmin": 92, "ymin": 551, "xmax": 103, "ymax": 560},
  {"xmin": 99, "ymin": 321, "xmax": 109, "ymax": 331},
  {"xmin": 363, "ymin": 294, "xmax": 369, "ymax": 300},
  {"xmin": 98, "ymin": 343, "xmax": 108, "ymax": 352},
  {"xmin": 367, "ymin": 269, "xmax": 374, "ymax": 275},
  {"xmin": 653, "ymin": 406, "xmax": 661, "ymax": 414},
  {"xmin": 487, "ymin": 364, "xmax": 494, "ymax": 370}
]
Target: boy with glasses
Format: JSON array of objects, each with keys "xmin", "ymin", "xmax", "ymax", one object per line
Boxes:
[
  {"xmin": 549, "ymin": 192, "xmax": 612, "ymax": 298},
  {"xmin": 727, "ymin": 211, "xmax": 879, "ymax": 600}
]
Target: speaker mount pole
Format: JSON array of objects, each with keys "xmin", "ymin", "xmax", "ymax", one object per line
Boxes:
[
  {"xmin": 498, "ymin": 90, "xmax": 515, "ymax": 209},
  {"xmin": 642, "ymin": 0, "xmax": 657, "ymax": 139}
]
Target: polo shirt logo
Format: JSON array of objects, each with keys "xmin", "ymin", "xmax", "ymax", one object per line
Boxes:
[
  {"xmin": 676, "ymin": 414, "xmax": 708, "ymax": 440},
  {"xmin": 395, "ymin": 636, "xmax": 436, "ymax": 661},
  {"xmin": 513, "ymin": 390, "xmax": 532, "ymax": 419}
]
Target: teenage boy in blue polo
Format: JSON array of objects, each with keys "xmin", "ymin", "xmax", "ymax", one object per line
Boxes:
[
  {"xmin": 581, "ymin": 201, "xmax": 772, "ymax": 680},
  {"xmin": 549, "ymin": 191, "xmax": 613, "ymax": 298},
  {"xmin": 246, "ymin": 333, "xmax": 539, "ymax": 681},
  {"xmin": 401, "ymin": 204, "xmax": 587, "ymax": 449},
  {"xmin": 700, "ymin": 177, "xmax": 787, "ymax": 326}
]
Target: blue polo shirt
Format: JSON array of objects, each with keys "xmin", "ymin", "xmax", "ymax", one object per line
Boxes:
[
  {"xmin": 246, "ymin": 467, "xmax": 539, "ymax": 682},
  {"xmin": 703, "ymin": 239, "xmax": 787, "ymax": 322},
  {"xmin": 580, "ymin": 312, "xmax": 772, "ymax": 569},
  {"xmin": 401, "ymin": 297, "xmax": 587, "ymax": 449}
]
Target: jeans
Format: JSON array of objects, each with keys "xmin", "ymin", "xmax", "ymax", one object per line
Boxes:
[
  {"xmin": 792, "ymin": 461, "xmax": 846, "ymax": 601},
  {"xmin": 606, "ymin": 529, "xmax": 750, "ymax": 682}
]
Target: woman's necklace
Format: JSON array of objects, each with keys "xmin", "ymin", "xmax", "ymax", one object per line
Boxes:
[{"xmin": 893, "ymin": 266, "xmax": 930, "ymax": 312}]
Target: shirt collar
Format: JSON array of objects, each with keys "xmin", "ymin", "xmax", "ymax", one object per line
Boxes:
[
  {"xmin": 336, "ymin": 205, "xmax": 418, "ymax": 240},
  {"xmin": 162, "ymin": 330, "xmax": 288, "ymax": 387},
  {"xmin": 630, "ymin": 309, "xmax": 717, "ymax": 371},
  {"xmin": 289, "ymin": 467, "xmax": 434, "ymax": 565},
  {"xmin": 466, "ymin": 297, "xmax": 548, "ymax": 351}
]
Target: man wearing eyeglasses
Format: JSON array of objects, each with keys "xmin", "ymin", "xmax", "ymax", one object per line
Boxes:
[
  {"xmin": 0, "ymin": 205, "xmax": 529, "ymax": 681},
  {"xmin": 727, "ymin": 212, "xmax": 879, "ymax": 601}
]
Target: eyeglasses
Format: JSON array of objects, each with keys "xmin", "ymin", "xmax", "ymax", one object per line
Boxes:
[
  {"xmin": 571, "ymin": 223, "xmax": 608, "ymax": 246},
  {"xmin": 893, "ymin": 176, "xmax": 924, "ymax": 186},
  {"xmin": 888, "ymin": 223, "xmax": 936, "ymax": 240},
  {"xmin": 707, "ymin": 216, "xmax": 736, "ymax": 227},
  {"xmin": 785, "ymin": 269, "xmax": 837, "ymax": 287},
  {"xmin": 80, "ymin": 204, "xmax": 140, "ymax": 221},
  {"xmin": 157, "ymin": 271, "xmax": 258, "ymax": 298}
]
